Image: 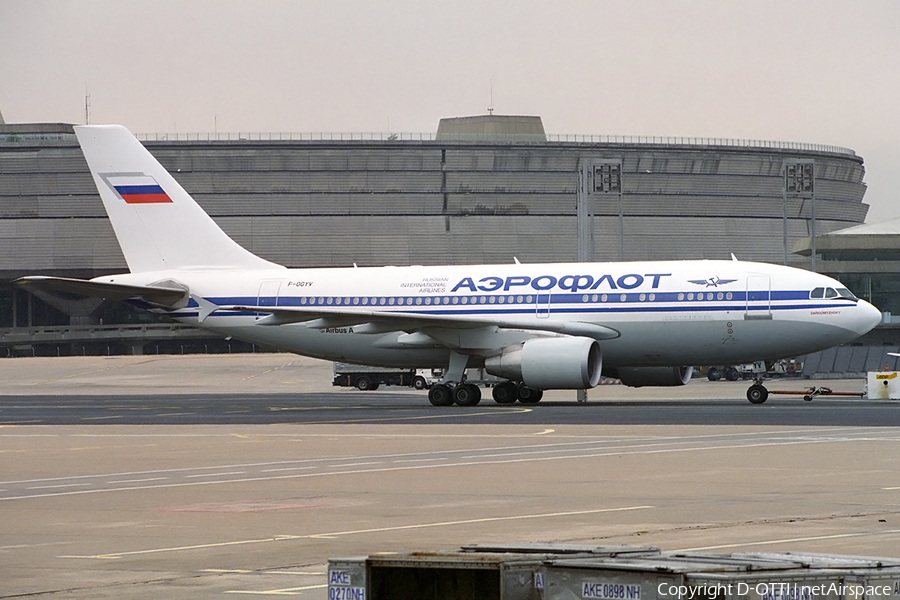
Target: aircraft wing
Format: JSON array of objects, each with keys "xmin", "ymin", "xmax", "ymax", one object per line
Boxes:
[
  {"xmin": 216, "ymin": 303, "xmax": 621, "ymax": 341},
  {"xmin": 15, "ymin": 276, "xmax": 190, "ymax": 308}
]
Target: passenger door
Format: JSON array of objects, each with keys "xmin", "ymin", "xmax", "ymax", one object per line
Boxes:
[{"xmin": 745, "ymin": 275, "xmax": 772, "ymax": 320}]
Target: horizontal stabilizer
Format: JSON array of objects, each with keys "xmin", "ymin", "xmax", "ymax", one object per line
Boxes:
[{"xmin": 15, "ymin": 276, "xmax": 189, "ymax": 309}]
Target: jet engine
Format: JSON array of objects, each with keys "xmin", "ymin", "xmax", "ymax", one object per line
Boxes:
[
  {"xmin": 611, "ymin": 366, "xmax": 694, "ymax": 387},
  {"xmin": 485, "ymin": 336, "xmax": 602, "ymax": 389}
]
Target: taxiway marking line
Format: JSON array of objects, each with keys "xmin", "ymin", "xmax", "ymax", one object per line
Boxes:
[
  {"xmin": 5, "ymin": 433, "xmax": 897, "ymax": 501},
  {"xmin": 260, "ymin": 466, "xmax": 317, "ymax": 473},
  {"xmin": 678, "ymin": 529, "xmax": 900, "ymax": 551},
  {"xmin": 185, "ymin": 471, "xmax": 247, "ymax": 479},
  {"xmin": 224, "ymin": 583, "xmax": 327, "ymax": 595},
  {"xmin": 202, "ymin": 569, "xmax": 324, "ymax": 576},
  {"xmin": 27, "ymin": 483, "xmax": 90, "ymax": 490},
  {"xmin": 202, "ymin": 569, "xmax": 253, "ymax": 574},
  {"xmin": 60, "ymin": 505, "xmax": 653, "ymax": 559},
  {"xmin": 108, "ymin": 477, "xmax": 168, "ymax": 484}
]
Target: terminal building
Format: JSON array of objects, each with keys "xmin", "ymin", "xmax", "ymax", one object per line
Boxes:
[{"xmin": 0, "ymin": 115, "xmax": 885, "ymax": 357}]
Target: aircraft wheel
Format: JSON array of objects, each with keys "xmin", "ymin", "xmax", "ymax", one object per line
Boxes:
[
  {"xmin": 428, "ymin": 384, "xmax": 454, "ymax": 407},
  {"xmin": 413, "ymin": 376, "xmax": 428, "ymax": 390},
  {"xmin": 725, "ymin": 367, "xmax": 740, "ymax": 381},
  {"xmin": 707, "ymin": 367, "xmax": 721, "ymax": 381},
  {"xmin": 356, "ymin": 376, "xmax": 376, "ymax": 391},
  {"xmin": 747, "ymin": 384, "xmax": 768, "ymax": 404},
  {"xmin": 516, "ymin": 383, "xmax": 543, "ymax": 404},
  {"xmin": 492, "ymin": 382, "xmax": 518, "ymax": 404},
  {"xmin": 454, "ymin": 383, "xmax": 482, "ymax": 406}
]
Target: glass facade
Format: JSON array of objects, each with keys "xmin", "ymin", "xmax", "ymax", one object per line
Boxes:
[{"xmin": 826, "ymin": 272, "xmax": 900, "ymax": 318}]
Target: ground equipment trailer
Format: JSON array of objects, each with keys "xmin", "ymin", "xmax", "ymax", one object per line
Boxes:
[{"xmin": 332, "ymin": 362, "xmax": 418, "ymax": 391}]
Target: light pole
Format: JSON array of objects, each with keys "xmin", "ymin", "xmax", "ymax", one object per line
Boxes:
[{"xmin": 576, "ymin": 159, "xmax": 623, "ymax": 401}]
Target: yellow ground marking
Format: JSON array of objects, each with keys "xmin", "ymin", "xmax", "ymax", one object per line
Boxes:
[
  {"xmin": 28, "ymin": 358, "xmax": 160, "ymax": 385},
  {"xmin": 67, "ymin": 443, "xmax": 158, "ymax": 451},
  {"xmin": 242, "ymin": 361, "xmax": 298, "ymax": 382},
  {"xmin": 268, "ymin": 406, "xmax": 534, "ymax": 422}
]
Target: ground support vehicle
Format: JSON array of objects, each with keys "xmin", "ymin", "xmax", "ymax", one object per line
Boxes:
[{"xmin": 332, "ymin": 363, "xmax": 416, "ymax": 391}]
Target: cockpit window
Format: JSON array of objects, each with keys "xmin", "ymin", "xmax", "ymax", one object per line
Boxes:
[
  {"xmin": 810, "ymin": 286, "xmax": 858, "ymax": 301},
  {"xmin": 836, "ymin": 287, "xmax": 858, "ymax": 301}
]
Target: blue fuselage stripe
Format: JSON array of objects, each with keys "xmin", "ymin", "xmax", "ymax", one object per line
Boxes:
[{"xmin": 172, "ymin": 289, "xmax": 855, "ymax": 319}]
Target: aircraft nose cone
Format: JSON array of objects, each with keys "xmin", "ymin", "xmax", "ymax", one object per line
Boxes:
[{"xmin": 854, "ymin": 300, "xmax": 883, "ymax": 336}]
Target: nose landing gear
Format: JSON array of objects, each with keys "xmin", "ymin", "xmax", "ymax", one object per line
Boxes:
[
  {"xmin": 747, "ymin": 382, "xmax": 769, "ymax": 404},
  {"xmin": 747, "ymin": 383, "xmax": 865, "ymax": 403}
]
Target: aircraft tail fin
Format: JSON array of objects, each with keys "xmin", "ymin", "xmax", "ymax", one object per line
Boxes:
[{"xmin": 74, "ymin": 125, "xmax": 282, "ymax": 273}]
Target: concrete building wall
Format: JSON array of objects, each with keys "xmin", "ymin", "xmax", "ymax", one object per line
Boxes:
[{"xmin": 0, "ymin": 137, "xmax": 867, "ymax": 281}]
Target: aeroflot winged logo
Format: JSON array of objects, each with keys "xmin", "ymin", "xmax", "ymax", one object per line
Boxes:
[
  {"xmin": 100, "ymin": 172, "xmax": 173, "ymax": 204},
  {"xmin": 687, "ymin": 276, "xmax": 738, "ymax": 287}
]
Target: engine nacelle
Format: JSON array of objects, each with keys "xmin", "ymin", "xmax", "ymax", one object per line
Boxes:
[
  {"xmin": 612, "ymin": 366, "xmax": 694, "ymax": 387},
  {"xmin": 485, "ymin": 337, "xmax": 602, "ymax": 389}
]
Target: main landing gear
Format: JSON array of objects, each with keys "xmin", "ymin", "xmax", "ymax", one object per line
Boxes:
[
  {"xmin": 492, "ymin": 381, "xmax": 543, "ymax": 405},
  {"xmin": 427, "ymin": 382, "xmax": 481, "ymax": 407},
  {"xmin": 426, "ymin": 381, "xmax": 544, "ymax": 407},
  {"xmin": 428, "ymin": 351, "xmax": 544, "ymax": 407},
  {"xmin": 427, "ymin": 351, "xmax": 480, "ymax": 406}
]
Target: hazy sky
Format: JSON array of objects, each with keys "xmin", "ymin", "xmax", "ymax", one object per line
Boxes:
[{"xmin": 2, "ymin": 0, "xmax": 898, "ymax": 222}]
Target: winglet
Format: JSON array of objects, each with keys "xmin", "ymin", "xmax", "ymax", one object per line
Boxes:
[{"xmin": 731, "ymin": 253, "xmax": 739, "ymax": 262}]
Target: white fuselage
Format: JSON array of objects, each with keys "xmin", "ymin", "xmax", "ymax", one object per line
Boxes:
[{"xmin": 99, "ymin": 259, "xmax": 882, "ymax": 369}]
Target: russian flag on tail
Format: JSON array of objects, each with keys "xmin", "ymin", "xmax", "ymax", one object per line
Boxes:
[{"xmin": 108, "ymin": 174, "xmax": 173, "ymax": 204}]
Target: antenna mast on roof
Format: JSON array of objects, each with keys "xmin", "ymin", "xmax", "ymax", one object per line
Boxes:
[
  {"xmin": 84, "ymin": 88, "xmax": 91, "ymax": 125},
  {"xmin": 488, "ymin": 80, "xmax": 494, "ymax": 115}
]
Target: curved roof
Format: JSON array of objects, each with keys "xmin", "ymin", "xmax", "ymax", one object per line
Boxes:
[{"xmin": 829, "ymin": 217, "xmax": 900, "ymax": 236}]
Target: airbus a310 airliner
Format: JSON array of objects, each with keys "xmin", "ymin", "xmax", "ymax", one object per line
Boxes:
[{"xmin": 17, "ymin": 125, "xmax": 882, "ymax": 406}]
